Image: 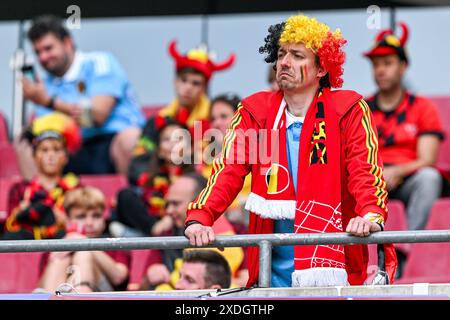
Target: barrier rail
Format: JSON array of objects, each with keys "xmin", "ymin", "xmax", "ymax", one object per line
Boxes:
[{"xmin": 1, "ymin": 230, "xmax": 450, "ymax": 287}]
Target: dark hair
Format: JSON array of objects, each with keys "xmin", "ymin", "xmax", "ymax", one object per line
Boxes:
[
  {"xmin": 183, "ymin": 250, "xmax": 231, "ymax": 289},
  {"xmin": 210, "ymin": 93, "xmax": 241, "ymax": 114},
  {"xmin": 182, "ymin": 172, "xmax": 208, "ymax": 200},
  {"xmin": 146, "ymin": 117, "xmax": 194, "ymax": 182},
  {"xmin": 259, "ymin": 22, "xmax": 285, "ymax": 65},
  {"xmin": 21, "ymin": 127, "xmax": 67, "ymax": 155},
  {"xmin": 27, "ymin": 14, "xmax": 71, "ymax": 42},
  {"xmin": 259, "ymin": 22, "xmax": 331, "ymax": 88},
  {"xmin": 176, "ymin": 67, "xmax": 206, "ymax": 81}
]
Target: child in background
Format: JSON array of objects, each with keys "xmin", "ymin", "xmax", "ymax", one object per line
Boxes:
[{"xmin": 38, "ymin": 187, "xmax": 130, "ymax": 293}]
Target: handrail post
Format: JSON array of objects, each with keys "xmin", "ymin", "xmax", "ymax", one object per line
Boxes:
[{"xmin": 258, "ymin": 240, "xmax": 272, "ymax": 288}]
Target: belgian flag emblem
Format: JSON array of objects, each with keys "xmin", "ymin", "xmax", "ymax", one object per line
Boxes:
[{"xmin": 265, "ymin": 163, "xmax": 290, "ymax": 194}]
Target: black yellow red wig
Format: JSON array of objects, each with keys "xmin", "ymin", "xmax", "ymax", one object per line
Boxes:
[{"xmin": 259, "ymin": 15, "xmax": 346, "ymax": 88}]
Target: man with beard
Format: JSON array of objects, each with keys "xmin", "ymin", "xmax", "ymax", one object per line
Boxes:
[{"xmin": 19, "ymin": 15, "xmax": 144, "ymax": 177}]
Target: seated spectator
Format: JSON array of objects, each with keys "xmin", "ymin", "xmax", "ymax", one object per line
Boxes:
[
  {"xmin": 142, "ymin": 172, "xmax": 243, "ymax": 290},
  {"xmin": 364, "ymin": 22, "xmax": 445, "ymax": 277},
  {"xmin": 3, "ymin": 113, "xmax": 80, "ymax": 240},
  {"xmin": 110, "ymin": 116, "xmax": 195, "ymax": 237},
  {"xmin": 37, "ymin": 187, "xmax": 130, "ymax": 293},
  {"xmin": 175, "ymin": 249, "xmax": 231, "ymax": 290},
  {"xmin": 364, "ymin": 22, "xmax": 445, "ymax": 232},
  {"xmin": 205, "ymin": 93, "xmax": 250, "ymax": 234},
  {"xmin": 17, "ymin": 14, "xmax": 144, "ymax": 178},
  {"xmin": 127, "ymin": 40, "xmax": 235, "ymax": 185}
]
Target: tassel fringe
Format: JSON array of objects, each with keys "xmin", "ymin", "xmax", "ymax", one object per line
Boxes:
[
  {"xmin": 245, "ymin": 192, "xmax": 295, "ymax": 220},
  {"xmin": 292, "ymin": 268, "xmax": 348, "ymax": 287}
]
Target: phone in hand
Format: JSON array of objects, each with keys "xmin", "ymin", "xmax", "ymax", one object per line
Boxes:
[{"xmin": 21, "ymin": 64, "xmax": 37, "ymax": 82}]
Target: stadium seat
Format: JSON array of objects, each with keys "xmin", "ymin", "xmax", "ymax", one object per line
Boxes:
[
  {"xmin": 128, "ymin": 249, "xmax": 162, "ymax": 290},
  {"xmin": 0, "ymin": 176, "xmax": 22, "ymax": 225},
  {"xmin": 0, "ymin": 113, "xmax": 8, "ymax": 144},
  {"xmin": 0, "ymin": 143, "xmax": 20, "ymax": 179},
  {"xmin": 396, "ymin": 198, "xmax": 450, "ymax": 284},
  {"xmin": 385, "ymin": 200, "xmax": 408, "ymax": 231},
  {"xmin": 141, "ymin": 105, "xmax": 164, "ymax": 119},
  {"xmin": 79, "ymin": 174, "xmax": 128, "ymax": 218},
  {"xmin": 0, "ymin": 253, "xmax": 44, "ymax": 293},
  {"xmin": 429, "ymin": 96, "xmax": 450, "ymax": 173},
  {"xmin": 425, "ymin": 198, "xmax": 450, "ymax": 230},
  {"xmin": 385, "ymin": 200, "xmax": 410, "ymax": 255},
  {"xmin": 367, "ymin": 200, "xmax": 408, "ymax": 282}
]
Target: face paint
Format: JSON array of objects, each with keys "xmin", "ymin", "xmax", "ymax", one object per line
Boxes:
[
  {"xmin": 299, "ymin": 65, "xmax": 308, "ymax": 84},
  {"xmin": 300, "ymin": 65, "xmax": 304, "ymax": 83}
]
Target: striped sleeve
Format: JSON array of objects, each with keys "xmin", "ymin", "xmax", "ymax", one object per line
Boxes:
[
  {"xmin": 186, "ymin": 105, "xmax": 253, "ymax": 226},
  {"xmin": 342, "ymin": 99, "xmax": 388, "ymax": 220}
]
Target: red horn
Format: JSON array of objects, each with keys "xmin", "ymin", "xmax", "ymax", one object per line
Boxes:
[
  {"xmin": 168, "ymin": 40, "xmax": 183, "ymax": 61},
  {"xmin": 398, "ymin": 22, "xmax": 409, "ymax": 46},
  {"xmin": 375, "ymin": 29, "xmax": 392, "ymax": 42},
  {"xmin": 212, "ymin": 53, "xmax": 236, "ymax": 72}
]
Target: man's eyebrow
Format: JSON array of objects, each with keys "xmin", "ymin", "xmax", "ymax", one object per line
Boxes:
[{"xmin": 290, "ymin": 49, "xmax": 304, "ymax": 55}]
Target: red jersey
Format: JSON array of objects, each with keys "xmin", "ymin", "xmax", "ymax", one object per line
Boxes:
[{"xmin": 367, "ymin": 92, "xmax": 445, "ymax": 166}]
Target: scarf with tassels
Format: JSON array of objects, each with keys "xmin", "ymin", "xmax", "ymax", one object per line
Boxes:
[{"xmin": 245, "ymin": 88, "xmax": 361, "ymax": 286}]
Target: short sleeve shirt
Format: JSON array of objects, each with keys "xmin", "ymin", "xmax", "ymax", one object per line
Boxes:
[
  {"xmin": 34, "ymin": 51, "xmax": 145, "ymax": 139},
  {"xmin": 367, "ymin": 92, "xmax": 445, "ymax": 166}
]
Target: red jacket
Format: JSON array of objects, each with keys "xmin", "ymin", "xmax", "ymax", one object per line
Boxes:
[{"xmin": 187, "ymin": 89, "xmax": 396, "ymax": 287}]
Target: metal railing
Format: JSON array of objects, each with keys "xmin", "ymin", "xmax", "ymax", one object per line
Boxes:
[{"xmin": 1, "ymin": 230, "xmax": 450, "ymax": 287}]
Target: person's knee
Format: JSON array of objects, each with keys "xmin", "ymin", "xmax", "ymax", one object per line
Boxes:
[
  {"xmin": 415, "ymin": 167, "xmax": 442, "ymax": 186},
  {"xmin": 72, "ymin": 251, "xmax": 94, "ymax": 265},
  {"xmin": 111, "ymin": 127, "xmax": 141, "ymax": 155}
]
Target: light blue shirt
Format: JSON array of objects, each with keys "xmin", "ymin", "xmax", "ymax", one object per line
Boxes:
[
  {"xmin": 34, "ymin": 51, "xmax": 145, "ymax": 139},
  {"xmin": 271, "ymin": 110, "xmax": 303, "ymax": 287}
]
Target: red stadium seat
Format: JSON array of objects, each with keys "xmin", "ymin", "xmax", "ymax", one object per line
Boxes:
[
  {"xmin": 385, "ymin": 200, "xmax": 408, "ymax": 231},
  {"xmin": 385, "ymin": 200, "xmax": 410, "ymax": 254},
  {"xmin": 425, "ymin": 198, "xmax": 450, "ymax": 230},
  {"xmin": 128, "ymin": 249, "xmax": 162, "ymax": 290},
  {"xmin": 0, "ymin": 176, "xmax": 21, "ymax": 225},
  {"xmin": 367, "ymin": 200, "xmax": 408, "ymax": 282},
  {"xmin": 0, "ymin": 113, "xmax": 8, "ymax": 144},
  {"xmin": 79, "ymin": 174, "xmax": 128, "ymax": 218},
  {"xmin": 0, "ymin": 143, "xmax": 20, "ymax": 179},
  {"xmin": 141, "ymin": 105, "xmax": 164, "ymax": 119},
  {"xmin": 396, "ymin": 198, "xmax": 450, "ymax": 284},
  {"xmin": 0, "ymin": 252, "xmax": 44, "ymax": 293},
  {"xmin": 429, "ymin": 96, "xmax": 450, "ymax": 173}
]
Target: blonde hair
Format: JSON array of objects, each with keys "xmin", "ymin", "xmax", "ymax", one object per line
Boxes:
[{"xmin": 64, "ymin": 187, "xmax": 106, "ymax": 214}]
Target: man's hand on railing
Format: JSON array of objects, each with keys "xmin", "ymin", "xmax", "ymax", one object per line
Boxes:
[
  {"xmin": 184, "ymin": 223, "xmax": 216, "ymax": 246},
  {"xmin": 346, "ymin": 216, "xmax": 381, "ymax": 237}
]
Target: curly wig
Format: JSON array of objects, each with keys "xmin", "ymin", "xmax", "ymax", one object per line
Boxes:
[{"xmin": 259, "ymin": 15, "xmax": 347, "ymax": 88}]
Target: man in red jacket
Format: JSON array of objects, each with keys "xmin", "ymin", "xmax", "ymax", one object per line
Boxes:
[{"xmin": 184, "ymin": 14, "xmax": 397, "ymax": 288}]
